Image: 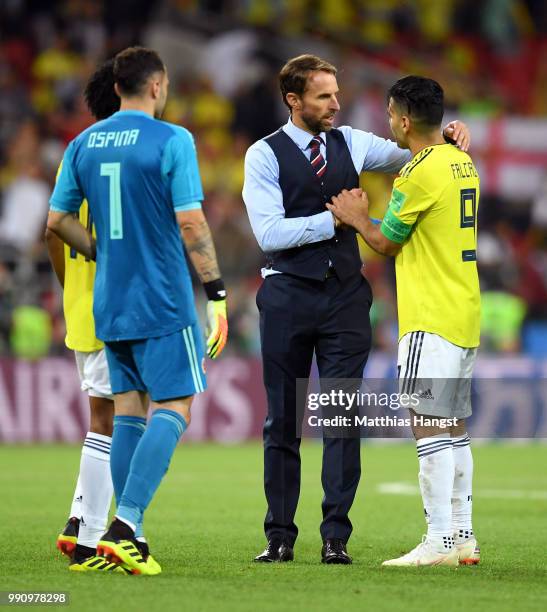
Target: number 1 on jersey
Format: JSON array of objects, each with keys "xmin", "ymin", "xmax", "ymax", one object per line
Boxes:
[{"xmin": 100, "ymin": 162, "xmax": 123, "ymax": 240}]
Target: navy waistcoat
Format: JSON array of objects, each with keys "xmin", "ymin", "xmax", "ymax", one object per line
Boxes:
[{"xmin": 263, "ymin": 127, "xmax": 361, "ymax": 281}]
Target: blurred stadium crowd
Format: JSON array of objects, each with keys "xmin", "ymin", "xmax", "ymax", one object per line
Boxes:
[{"xmin": 0, "ymin": 0, "xmax": 545, "ymax": 359}]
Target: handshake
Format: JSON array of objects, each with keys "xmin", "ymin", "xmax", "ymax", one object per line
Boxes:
[{"xmin": 327, "ymin": 188, "xmax": 370, "ymax": 230}]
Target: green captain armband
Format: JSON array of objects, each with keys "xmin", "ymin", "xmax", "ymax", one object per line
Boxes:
[{"xmin": 380, "ymin": 207, "xmax": 413, "ymax": 244}]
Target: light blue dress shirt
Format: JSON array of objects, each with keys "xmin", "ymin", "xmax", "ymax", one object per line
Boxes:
[{"xmin": 242, "ymin": 117, "xmax": 411, "ymax": 262}]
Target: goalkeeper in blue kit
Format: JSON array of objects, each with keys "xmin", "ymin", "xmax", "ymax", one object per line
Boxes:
[{"xmin": 47, "ymin": 46, "xmax": 228, "ymax": 575}]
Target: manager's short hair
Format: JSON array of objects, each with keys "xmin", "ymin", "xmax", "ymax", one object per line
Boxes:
[
  {"xmin": 388, "ymin": 76, "xmax": 444, "ymax": 131},
  {"xmin": 113, "ymin": 46, "xmax": 165, "ymax": 97},
  {"xmin": 279, "ymin": 54, "xmax": 337, "ymax": 110}
]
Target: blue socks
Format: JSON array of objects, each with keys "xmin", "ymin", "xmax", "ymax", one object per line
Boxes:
[
  {"xmin": 116, "ymin": 409, "xmax": 187, "ymax": 530},
  {"xmin": 111, "ymin": 415, "xmax": 147, "ymax": 535},
  {"xmin": 110, "ymin": 415, "xmax": 147, "ymax": 505}
]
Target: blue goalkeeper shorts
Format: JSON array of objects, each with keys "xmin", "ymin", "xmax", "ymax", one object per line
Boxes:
[{"xmin": 104, "ymin": 323, "xmax": 206, "ymax": 402}]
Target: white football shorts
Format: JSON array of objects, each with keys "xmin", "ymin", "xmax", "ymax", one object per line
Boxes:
[
  {"xmin": 397, "ymin": 331, "xmax": 477, "ymax": 419},
  {"xmin": 74, "ymin": 348, "xmax": 113, "ymax": 399}
]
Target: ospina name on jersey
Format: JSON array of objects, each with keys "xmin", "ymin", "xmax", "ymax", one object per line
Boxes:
[{"xmin": 87, "ymin": 129, "xmax": 140, "ymax": 148}]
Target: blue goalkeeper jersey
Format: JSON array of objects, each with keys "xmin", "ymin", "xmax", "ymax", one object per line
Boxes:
[{"xmin": 50, "ymin": 110, "xmax": 204, "ymax": 342}]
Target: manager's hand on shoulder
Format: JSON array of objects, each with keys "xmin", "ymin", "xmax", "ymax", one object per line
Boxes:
[{"xmin": 443, "ymin": 120, "xmax": 470, "ymax": 152}]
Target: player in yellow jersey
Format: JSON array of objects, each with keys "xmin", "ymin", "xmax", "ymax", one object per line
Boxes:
[
  {"xmin": 46, "ymin": 60, "xmax": 158, "ymax": 574},
  {"xmin": 328, "ymin": 76, "xmax": 480, "ymax": 567}
]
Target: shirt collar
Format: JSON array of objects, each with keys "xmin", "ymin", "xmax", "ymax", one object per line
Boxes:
[
  {"xmin": 112, "ymin": 110, "xmax": 153, "ymax": 119},
  {"xmin": 282, "ymin": 116, "xmax": 326, "ymax": 151}
]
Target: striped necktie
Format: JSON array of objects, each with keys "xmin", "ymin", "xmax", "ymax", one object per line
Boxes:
[{"xmin": 308, "ymin": 136, "xmax": 327, "ymax": 178}]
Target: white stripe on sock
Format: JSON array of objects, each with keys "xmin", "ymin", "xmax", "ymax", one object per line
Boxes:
[
  {"xmin": 417, "ymin": 436, "xmax": 452, "ymax": 458},
  {"xmin": 86, "ymin": 432, "xmax": 112, "ymax": 445},
  {"xmin": 417, "ymin": 439, "xmax": 452, "ymax": 450},
  {"xmin": 85, "ymin": 435, "xmax": 111, "ymax": 446},
  {"xmin": 84, "ymin": 439, "xmax": 111, "ymax": 451}
]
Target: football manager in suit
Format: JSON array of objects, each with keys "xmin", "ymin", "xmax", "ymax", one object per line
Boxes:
[{"xmin": 242, "ymin": 54, "xmax": 469, "ymax": 564}]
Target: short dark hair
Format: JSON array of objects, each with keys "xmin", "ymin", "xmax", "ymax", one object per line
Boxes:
[
  {"xmin": 387, "ymin": 76, "xmax": 444, "ymax": 130},
  {"xmin": 279, "ymin": 54, "xmax": 337, "ymax": 110},
  {"xmin": 84, "ymin": 59, "xmax": 120, "ymax": 120},
  {"xmin": 113, "ymin": 46, "xmax": 165, "ymax": 97}
]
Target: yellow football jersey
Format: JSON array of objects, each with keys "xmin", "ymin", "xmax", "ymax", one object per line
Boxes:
[
  {"xmin": 380, "ymin": 144, "xmax": 481, "ymax": 348},
  {"xmin": 63, "ymin": 199, "xmax": 103, "ymax": 352}
]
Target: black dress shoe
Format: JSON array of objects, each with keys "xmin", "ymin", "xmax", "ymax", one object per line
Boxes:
[
  {"xmin": 321, "ymin": 539, "xmax": 352, "ymax": 564},
  {"xmin": 254, "ymin": 540, "xmax": 294, "ymax": 562}
]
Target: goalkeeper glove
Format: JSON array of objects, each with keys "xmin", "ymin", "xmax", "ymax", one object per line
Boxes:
[
  {"xmin": 203, "ymin": 280, "xmax": 228, "ymax": 359},
  {"xmin": 206, "ymin": 299, "xmax": 228, "ymax": 359}
]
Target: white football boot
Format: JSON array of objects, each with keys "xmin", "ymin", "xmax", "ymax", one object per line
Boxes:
[
  {"xmin": 382, "ymin": 535, "xmax": 459, "ymax": 567},
  {"xmin": 455, "ymin": 537, "xmax": 480, "ymax": 565}
]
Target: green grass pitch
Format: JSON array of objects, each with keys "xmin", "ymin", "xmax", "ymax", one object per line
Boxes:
[{"xmin": 1, "ymin": 442, "xmax": 546, "ymax": 611}]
